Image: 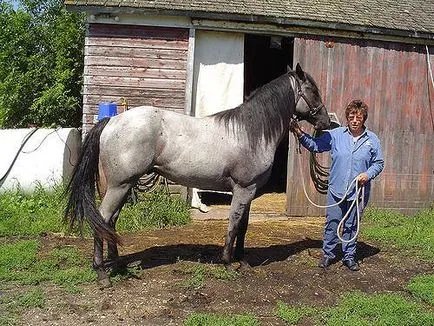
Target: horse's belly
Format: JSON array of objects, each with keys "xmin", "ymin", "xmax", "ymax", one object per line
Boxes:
[{"xmin": 154, "ymin": 160, "xmax": 232, "ymax": 191}]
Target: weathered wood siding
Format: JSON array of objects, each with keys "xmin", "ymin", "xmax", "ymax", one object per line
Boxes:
[
  {"xmin": 83, "ymin": 24, "xmax": 189, "ymax": 132},
  {"xmin": 288, "ymin": 37, "xmax": 434, "ymax": 215}
]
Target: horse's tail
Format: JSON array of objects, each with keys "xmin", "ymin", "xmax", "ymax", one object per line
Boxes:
[{"xmin": 64, "ymin": 118, "xmax": 120, "ymax": 244}]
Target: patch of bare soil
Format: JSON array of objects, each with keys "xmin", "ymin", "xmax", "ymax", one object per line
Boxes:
[{"xmin": 17, "ymin": 213, "xmax": 433, "ymax": 326}]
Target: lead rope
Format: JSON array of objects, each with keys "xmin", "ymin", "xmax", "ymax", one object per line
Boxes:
[{"xmin": 294, "ymin": 134, "xmax": 364, "ymax": 243}]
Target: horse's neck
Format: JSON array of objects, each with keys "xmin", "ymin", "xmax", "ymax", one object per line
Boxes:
[{"xmin": 212, "ymin": 75, "xmax": 294, "ymax": 148}]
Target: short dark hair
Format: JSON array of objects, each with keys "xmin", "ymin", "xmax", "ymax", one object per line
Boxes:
[{"xmin": 345, "ymin": 99, "xmax": 368, "ymax": 123}]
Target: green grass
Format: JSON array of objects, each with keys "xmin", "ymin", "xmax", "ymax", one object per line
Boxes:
[
  {"xmin": 183, "ymin": 312, "xmax": 259, "ymax": 326},
  {"xmin": 117, "ymin": 190, "xmax": 191, "ymax": 231},
  {"xmin": 13, "ymin": 288, "xmax": 45, "ymax": 309},
  {"xmin": 362, "ymin": 207, "xmax": 434, "ymax": 260},
  {"xmin": 322, "ymin": 291, "xmax": 434, "ymax": 326},
  {"xmin": 0, "ymin": 240, "xmax": 94, "ymax": 325},
  {"xmin": 276, "ymin": 291, "xmax": 434, "ymax": 326},
  {"xmin": 109, "ymin": 265, "xmax": 143, "ymax": 283},
  {"xmin": 181, "ymin": 262, "xmax": 239, "ymax": 290},
  {"xmin": 406, "ymin": 274, "xmax": 434, "ymax": 305},
  {"xmin": 0, "ymin": 183, "xmax": 68, "ymax": 236},
  {"xmin": 0, "ymin": 288, "xmax": 45, "ymax": 326},
  {"xmin": 0, "ymin": 239, "xmax": 96, "ymax": 288},
  {"xmin": 0, "ymin": 184, "xmax": 191, "ymax": 237},
  {"xmin": 275, "ymin": 301, "xmax": 316, "ymax": 324}
]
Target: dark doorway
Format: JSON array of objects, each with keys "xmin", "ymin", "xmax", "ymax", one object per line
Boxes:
[
  {"xmin": 197, "ymin": 34, "xmax": 294, "ymax": 208},
  {"xmin": 244, "ymin": 34, "xmax": 294, "ymax": 194}
]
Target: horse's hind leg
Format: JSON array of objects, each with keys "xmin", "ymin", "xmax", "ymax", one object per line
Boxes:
[
  {"xmin": 94, "ymin": 184, "xmax": 131, "ymax": 287},
  {"xmin": 107, "ymin": 210, "xmax": 120, "ymax": 262},
  {"xmin": 98, "ymin": 162, "xmax": 122, "ymax": 264},
  {"xmin": 222, "ymin": 185, "xmax": 256, "ymax": 270},
  {"xmin": 93, "ymin": 232, "xmax": 107, "ymax": 286}
]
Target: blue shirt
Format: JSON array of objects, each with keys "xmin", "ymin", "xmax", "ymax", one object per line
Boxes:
[{"xmin": 299, "ymin": 126, "xmax": 384, "ymax": 200}]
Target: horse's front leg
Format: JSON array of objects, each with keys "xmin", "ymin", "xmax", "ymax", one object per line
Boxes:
[
  {"xmin": 234, "ymin": 203, "xmax": 251, "ymax": 271},
  {"xmin": 222, "ymin": 185, "xmax": 255, "ymax": 270}
]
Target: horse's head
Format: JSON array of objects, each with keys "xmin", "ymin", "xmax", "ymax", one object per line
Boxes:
[{"xmin": 292, "ymin": 64, "xmax": 331, "ymax": 130}]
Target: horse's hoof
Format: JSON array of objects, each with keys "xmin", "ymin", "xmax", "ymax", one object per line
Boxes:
[
  {"xmin": 224, "ymin": 264, "xmax": 236, "ymax": 272},
  {"xmin": 98, "ymin": 277, "xmax": 112, "ymax": 289},
  {"xmin": 238, "ymin": 260, "xmax": 252, "ymax": 272}
]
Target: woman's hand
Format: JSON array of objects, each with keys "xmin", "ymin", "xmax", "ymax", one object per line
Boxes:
[
  {"xmin": 289, "ymin": 120, "xmax": 303, "ymax": 137},
  {"xmin": 357, "ymin": 173, "xmax": 369, "ymax": 185}
]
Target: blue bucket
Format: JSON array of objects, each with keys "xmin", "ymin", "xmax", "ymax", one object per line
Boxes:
[{"xmin": 98, "ymin": 102, "xmax": 117, "ymax": 121}]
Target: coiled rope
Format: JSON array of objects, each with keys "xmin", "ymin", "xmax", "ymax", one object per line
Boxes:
[{"xmin": 295, "ymin": 135, "xmax": 365, "ymax": 243}]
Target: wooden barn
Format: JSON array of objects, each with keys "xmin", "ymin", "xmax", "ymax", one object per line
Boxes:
[{"xmin": 65, "ymin": 0, "xmax": 434, "ymax": 215}]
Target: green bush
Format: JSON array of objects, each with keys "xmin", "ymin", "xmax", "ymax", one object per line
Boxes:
[{"xmin": 0, "ymin": 0, "xmax": 84, "ymax": 128}]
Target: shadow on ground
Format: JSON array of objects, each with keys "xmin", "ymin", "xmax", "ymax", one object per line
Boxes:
[{"xmin": 115, "ymin": 240, "xmax": 380, "ymax": 270}]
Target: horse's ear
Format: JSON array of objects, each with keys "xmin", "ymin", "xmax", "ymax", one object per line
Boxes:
[
  {"xmin": 286, "ymin": 65, "xmax": 292, "ymax": 72},
  {"xmin": 296, "ymin": 63, "xmax": 306, "ymax": 81}
]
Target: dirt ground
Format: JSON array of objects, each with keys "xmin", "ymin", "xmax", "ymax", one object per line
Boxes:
[{"xmin": 16, "ymin": 194, "xmax": 434, "ymax": 325}]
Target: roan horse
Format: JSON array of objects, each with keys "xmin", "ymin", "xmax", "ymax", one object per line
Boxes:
[{"xmin": 65, "ymin": 63, "xmax": 330, "ymax": 287}]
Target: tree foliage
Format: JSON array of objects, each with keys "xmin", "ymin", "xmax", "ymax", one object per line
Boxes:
[{"xmin": 0, "ymin": 0, "xmax": 85, "ymax": 128}]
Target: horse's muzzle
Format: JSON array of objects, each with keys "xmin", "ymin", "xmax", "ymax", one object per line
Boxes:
[{"xmin": 315, "ymin": 118, "xmax": 331, "ymax": 130}]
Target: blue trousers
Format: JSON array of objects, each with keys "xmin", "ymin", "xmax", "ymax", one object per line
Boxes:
[{"xmin": 322, "ymin": 192, "xmax": 366, "ymax": 261}]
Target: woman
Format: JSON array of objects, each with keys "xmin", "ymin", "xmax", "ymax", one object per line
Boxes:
[{"xmin": 290, "ymin": 99, "xmax": 384, "ymax": 271}]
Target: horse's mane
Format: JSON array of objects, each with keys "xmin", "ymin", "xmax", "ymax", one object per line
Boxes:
[{"xmin": 212, "ymin": 71, "xmax": 297, "ymax": 148}]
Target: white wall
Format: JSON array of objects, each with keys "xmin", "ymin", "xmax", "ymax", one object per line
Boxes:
[{"xmin": 0, "ymin": 128, "xmax": 81, "ymax": 192}]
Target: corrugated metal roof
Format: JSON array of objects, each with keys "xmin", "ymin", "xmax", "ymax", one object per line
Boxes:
[{"xmin": 64, "ymin": 0, "xmax": 434, "ymax": 37}]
